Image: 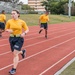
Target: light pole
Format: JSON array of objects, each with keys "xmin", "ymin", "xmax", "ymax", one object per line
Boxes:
[{"xmin": 68, "ymin": 0, "xmax": 72, "ymax": 18}]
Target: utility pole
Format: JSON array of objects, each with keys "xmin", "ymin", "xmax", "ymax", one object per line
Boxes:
[{"xmin": 68, "ymin": 0, "xmax": 72, "ymax": 18}]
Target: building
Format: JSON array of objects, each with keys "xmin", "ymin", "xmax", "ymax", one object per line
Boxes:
[{"xmin": 28, "ymin": 0, "xmax": 45, "ymax": 13}]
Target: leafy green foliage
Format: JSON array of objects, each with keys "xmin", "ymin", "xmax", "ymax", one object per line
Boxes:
[
  {"xmin": 21, "ymin": 5, "xmax": 32, "ymax": 10},
  {"xmin": 41, "ymin": 0, "xmax": 68, "ymax": 14}
]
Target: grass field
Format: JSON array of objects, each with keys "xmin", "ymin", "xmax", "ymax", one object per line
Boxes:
[
  {"xmin": 6, "ymin": 14, "xmax": 75, "ymax": 26},
  {"xmin": 60, "ymin": 61, "xmax": 75, "ymax": 75}
]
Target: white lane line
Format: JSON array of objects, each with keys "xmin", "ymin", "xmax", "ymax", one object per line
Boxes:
[
  {"xmin": 0, "ymin": 51, "xmax": 11, "ymax": 56},
  {"xmin": 39, "ymin": 50, "xmax": 75, "ymax": 75},
  {"xmin": 0, "ymin": 27, "xmax": 75, "ymax": 47},
  {"xmin": 54, "ymin": 57, "xmax": 75, "ymax": 75},
  {"xmin": 0, "ymin": 30, "xmax": 75, "ymax": 56},
  {"xmin": 0, "ymin": 27, "xmax": 75, "ymax": 42},
  {"xmin": 0, "ymin": 36, "xmax": 75, "ymax": 71}
]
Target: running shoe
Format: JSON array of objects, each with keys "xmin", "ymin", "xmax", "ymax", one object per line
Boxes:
[
  {"xmin": 45, "ymin": 35, "xmax": 47, "ymax": 39},
  {"xmin": 9, "ymin": 68, "xmax": 16, "ymax": 75},
  {"xmin": 21, "ymin": 49, "xmax": 26, "ymax": 58}
]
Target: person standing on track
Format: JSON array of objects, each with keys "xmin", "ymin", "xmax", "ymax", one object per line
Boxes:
[
  {"xmin": 0, "ymin": 10, "xmax": 6, "ymax": 37},
  {"xmin": 5, "ymin": 9, "xmax": 29, "ymax": 75},
  {"xmin": 39, "ymin": 11, "xmax": 49, "ymax": 38}
]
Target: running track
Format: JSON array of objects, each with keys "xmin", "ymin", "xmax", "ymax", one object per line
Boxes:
[{"xmin": 0, "ymin": 22, "xmax": 75, "ymax": 75}]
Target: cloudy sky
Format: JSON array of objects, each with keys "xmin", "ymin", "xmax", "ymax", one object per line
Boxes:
[{"xmin": 20, "ymin": 0, "xmax": 28, "ymax": 4}]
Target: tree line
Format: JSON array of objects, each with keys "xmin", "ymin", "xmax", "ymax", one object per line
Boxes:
[
  {"xmin": 41, "ymin": 0, "xmax": 75, "ymax": 15},
  {"xmin": 1, "ymin": 0, "xmax": 75, "ymax": 15}
]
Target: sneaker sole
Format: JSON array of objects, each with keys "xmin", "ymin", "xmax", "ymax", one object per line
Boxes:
[{"xmin": 9, "ymin": 71, "xmax": 16, "ymax": 75}]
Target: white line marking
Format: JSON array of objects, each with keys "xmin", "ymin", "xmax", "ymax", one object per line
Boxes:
[
  {"xmin": 39, "ymin": 50, "xmax": 75, "ymax": 75},
  {"xmin": 0, "ymin": 27, "xmax": 75, "ymax": 47},
  {"xmin": 0, "ymin": 30, "xmax": 75, "ymax": 56},
  {"xmin": 54, "ymin": 57, "xmax": 75, "ymax": 75},
  {"xmin": 0, "ymin": 27, "xmax": 75, "ymax": 42},
  {"xmin": 0, "ymin": 36, "xmax": 75, "ymax": 71}
]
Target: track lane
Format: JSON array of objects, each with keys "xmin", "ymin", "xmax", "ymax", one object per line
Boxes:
[
  {"xmin": 0, "ymin": 22, "xmax": 75, "ymax": 75},
  {"xmin": 0, "ymin": 31, "xmax": 75, "ymax": 70},
  {"xmin": 0, "ymin": 27, "xmax": 75, "ymax": 54},
  {"xmin": 0, "ymin": 37, "xmax": 75, "ymax": 75}
]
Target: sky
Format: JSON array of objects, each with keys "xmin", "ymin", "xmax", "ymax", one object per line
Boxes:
[{"xmin": 20, "ymin": 0, "xmax": 28, "ymax": 4}]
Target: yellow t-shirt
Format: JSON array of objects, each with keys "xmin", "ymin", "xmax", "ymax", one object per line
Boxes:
[
  {"xmin": 5, "ymin": 19, "xmax": 28, "ymax": 35},
  {"xmin": 0, "ymin": 14, "xmax": 6, "ymax": 23},
  {"xmin": 39, "ymin": 14, "xmax": 49, "ymax": 23}
]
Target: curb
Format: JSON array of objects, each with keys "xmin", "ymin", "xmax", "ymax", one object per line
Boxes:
[{"xmin": 54, "ymin": 57, "xmax": 75, "ymax": 75}]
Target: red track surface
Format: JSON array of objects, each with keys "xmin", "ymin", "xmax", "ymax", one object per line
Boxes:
[{"xmin": 0, "ymin": 22, "xmax": 75, "ymax": 75}]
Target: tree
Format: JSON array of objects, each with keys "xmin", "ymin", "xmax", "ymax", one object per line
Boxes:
[
  {"xmin": 41, "ymin": 0, "xmax": 51, "ymax": 11},
  {"xmin": 0, "ymin": 0, "xmax": 11, "ymax": 2},
  {"xmin": 10, "ymin": 0, "xmax": 20, "ymax": 8},
  {"xmin": 41, "ymin": 0, "xmax": 68, "ymax": 14},
  {"xmin": 21, "ymin": 4, "xmax": 34, "ymax": 11}
]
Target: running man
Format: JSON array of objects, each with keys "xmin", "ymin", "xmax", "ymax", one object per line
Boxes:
[
  {"xmin": 5, "ymin": 9, "xmax": 29, "ymax": 75},
  {"xmin": 39, "ymin": 11, "xmax": 49, "ymax": 38},
  {"xmin": 0, "ymin": 10, "xmax": 6, "ymax": 37}
]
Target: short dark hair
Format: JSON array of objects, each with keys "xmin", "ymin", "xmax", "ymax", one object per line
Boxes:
[{"xmin": 2, "ymin": 10, "xmax": 5, "ymax": 13}]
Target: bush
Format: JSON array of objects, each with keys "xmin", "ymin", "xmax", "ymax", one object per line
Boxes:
[{"xmin": 28, "ymin": 11, "xmax": 38, "ymax": 14}]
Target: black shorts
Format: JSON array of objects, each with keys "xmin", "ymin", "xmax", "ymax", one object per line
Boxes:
[
  {"xmin": 40, "ymin": 23, "xmax": 48, "ymax": 29},
  {"xmin": 0, "ymin": 22, "xmax": 5, "ymax": 30},
  {"xmin": 9, "ymin": 37, "xmax": 24, "ymax": 52}
]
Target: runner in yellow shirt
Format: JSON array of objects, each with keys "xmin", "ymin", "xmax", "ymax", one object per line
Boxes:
[
  {"xmin": 39, "ymin": 11, "xmax": 49, "ymax": 38},
  {"xmin": 0, "ymin": 10, "xmax": 6, "ymax": 37},
  {"xmin": 5, "ymin": 10, "xmax": 29, "ymax": 75}
]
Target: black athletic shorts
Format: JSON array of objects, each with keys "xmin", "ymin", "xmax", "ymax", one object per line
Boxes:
[
  {"xmin": 40, "ymin": 23, "xmax": 48, "ymax": 29},
  {"xmin": 0, "ymin": 22, "xmax": 5, "ymax": 30},
  {"xmin": 9, "ymin": 37, "xmax": 24, "ymax": 52}
]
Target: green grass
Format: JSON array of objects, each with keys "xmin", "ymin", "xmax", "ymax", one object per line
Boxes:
[
  {"xmin": 60, "ymin": 61, "xmax": 75, "ymax": 75},
  {"xmin": 6, "ymin": 14, "xmax": 75, "ymax": 26}
]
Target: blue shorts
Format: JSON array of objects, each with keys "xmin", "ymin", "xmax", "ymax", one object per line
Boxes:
[
  {"xmin": 9, "ymin": 37, "xmax": 24, "ymax": 52},
  {"xmin": 0, "ymin": 22, "xmax": 5, "ymax": 30},
  {"xmin": 40, "ymin": 23, "xmax": 48, "ymax": 29}
]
